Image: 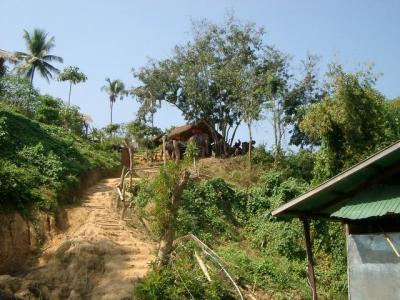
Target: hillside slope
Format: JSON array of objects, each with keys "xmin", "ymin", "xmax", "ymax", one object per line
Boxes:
[{"xmin": 0, "ymin": 103, "xmax": 119, "ymax": 213}]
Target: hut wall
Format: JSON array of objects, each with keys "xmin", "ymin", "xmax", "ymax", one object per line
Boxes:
[{"xmin": 347, "ymin": 233, "xmax": 400, "ymax": 300}]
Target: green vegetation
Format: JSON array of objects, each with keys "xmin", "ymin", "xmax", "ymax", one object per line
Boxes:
[
  {"xmin": 127, "ymin": 17, "xmax": 400, "ymax": 299},
  {"xmin": 130, "ymin": 161, "xmax": 347, "ymax": 299},
  {"xmin": 0, "ymin": 67, "xmax": 119, "ymax": 213},
  {"xmin": 0, "ymin": 102, "xmax": 119, "ymax": 212},
  {"xmin": 3, "ymin": 17, "xmax": 400, "ymax": 300}
]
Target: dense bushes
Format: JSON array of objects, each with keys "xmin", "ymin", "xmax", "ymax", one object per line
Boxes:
[
  {"xmin": 132, "ymin": 167, "xmax": 347, "ymax": 299},
  {"xmin": 177, "ymin": 178, "xmax": 242, "ymax": 241},
  {"xmin": 0, "ymin": 75, "xmax": 87, "ymax": 136},
  {"xmin": 0, "ymin": 104, "xmax": 119, "ymax": 212}
]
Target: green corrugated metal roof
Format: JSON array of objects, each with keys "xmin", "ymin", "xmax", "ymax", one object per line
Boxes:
[
  {"xmin": 329, "ymin": 185, "xmax": 400, "ymax": 220},
  {"xmin": 272, "ymin": 141, "xmax": 400, "ymax": 221}
]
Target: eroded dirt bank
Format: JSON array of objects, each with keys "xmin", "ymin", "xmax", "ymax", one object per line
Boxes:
[{"xmin": 0, "ymin": 177, "xmax": 156, "ymax": 300}]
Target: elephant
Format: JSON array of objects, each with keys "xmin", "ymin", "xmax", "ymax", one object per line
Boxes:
[
  {"xmin": 241, "ymin": 140, "xmax": 256, "ymax": 154},
  {"xmin": 188, "ymin": 133, "xmax": 209, "ymax": 157},
  {"xmin": 164, "ymin": 139, "xmax": 185, "ymax": 161},
  {"xmin": 232, "ymin": 140, "xmax": 243, "ymax": 156}
]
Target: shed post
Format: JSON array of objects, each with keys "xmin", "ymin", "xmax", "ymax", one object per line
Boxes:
[
  {"xmin": 302, "ymin": 218, "xmax": 318, "ymax": 300},
  {"xmin": 162, "ymin": 135, "xmax": 167, "ymax": 165}
]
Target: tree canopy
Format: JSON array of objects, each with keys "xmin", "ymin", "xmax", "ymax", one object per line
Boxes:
[
  {"xmin": 132, "ymin": 17, "xmax": 268, "ymax": 149},
  {"xmin": 14, "ymin": 29, "xmax": 63, "ymax": 84},
  {"xmin": 58, "ymin": 66, "xmax": 87, "ymax": 105},
  {"xmin": 101, "ymin": 78, "xmax": 126, "ymax": 125},
  {"xmin": 301, "ymin": 65, "xmax": 391, "ymax": 182}
]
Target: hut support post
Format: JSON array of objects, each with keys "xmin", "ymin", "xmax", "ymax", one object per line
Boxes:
[
  {"xmin": 128, "ymin": 147, "xmax": 134, "ymax": 188},
  {"xmin": 162, "ymin": 135, "xmax": 167, "ymax": 165},
  {"xmin": 116, "ymin": 166, "xmax": 126, "ymax": 208},
  {"xmin": 302, "ymin": 218, "xmax": 318, "ymax": 300}
]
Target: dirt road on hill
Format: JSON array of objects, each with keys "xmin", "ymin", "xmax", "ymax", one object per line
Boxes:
[{"xmin": 0, "ymin": 175, "xmax": 157, "ymax": 300}]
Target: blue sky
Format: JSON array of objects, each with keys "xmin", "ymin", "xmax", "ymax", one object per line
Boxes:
[{"xmin": 1, "ymin": 0, "xmax": 399, "ymax": 148}]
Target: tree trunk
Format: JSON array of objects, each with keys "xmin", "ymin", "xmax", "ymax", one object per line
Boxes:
[
  {"xmin": 157, "ymin": 170, "xmax": 190, "ymax": 265},
  {"xmin": 150, "ymin": 100, "xmax": 154, "ymax": 127},
  {"xmin": 68, "ymin": 81, "xmax": 72, "ymax": 106},
  {"xmin": 247, "ymin": 121, "xmax": 253, "ymax": 171},
  {"xmin": 110, "ymin": 101, "xmax": 113, "ymax": 125},
  {"xmin": 221, "ymin": 123, "xmax": 227, "ymax": 157},
  {"xmin": 30, "ymin": 66, "xmax": 35, "ymax": 84},
  {"xmin": 203, "ymin": 121, "xmax": 219, "ymax": 157},
  {"xmin": 272, "ymin": 98, "xmax": 282, "ymax": 166},
  {"xmin": 229, "ymin": 122, "xmax": 240, "ymax": 148}
]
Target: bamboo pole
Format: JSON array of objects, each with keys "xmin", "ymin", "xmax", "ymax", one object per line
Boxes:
[{"xmin": 194, "ymin": 250, "xmax": 212, "ymax": 282}]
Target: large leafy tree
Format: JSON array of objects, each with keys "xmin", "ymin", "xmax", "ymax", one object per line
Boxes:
[
  {"xmin": 300, "ymin": 65, "xmax": 387, "ymax": 183},
  {"xmin": 101, "ymin": 78, "xmax": 126, "ymax": 125},
  {"xmin": 132, "ymin": 17, "xmax": 265, "ymax": 153},
  {"xmin": 14, "ymin": 29, "xmax": 63, "ymax": 84},
  {"xmin": 226, "ymin": 34, "xmax": 270, "ymax": 167},
  {"xmin": 58, "ymin": 66, "xmax": 87, "ymax": 106},
  {"xmin": 256, "ymin": 48, "xmax": 291, "ymax": 165},
  {"xmin": 126, "ymin": 119, "xmax": 162, "ymax": 148},
  {"xmin": 283, "ymin": 55, "xmax": 324, "ymax": 149}
]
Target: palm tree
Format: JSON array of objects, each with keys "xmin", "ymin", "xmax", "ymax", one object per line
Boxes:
[
  {"xmin": 14, "ymin": 29, "xmax": 63, "ymax": 84},
  {"xmin": 58, "ymin": 66, "xmax": 87, "ymax": 106},
  {"xmin": 101, "ymin": 78, "xmax": 126, "ymax": 125}
]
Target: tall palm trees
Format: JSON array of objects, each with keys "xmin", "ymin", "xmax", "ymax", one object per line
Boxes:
[
  {"xmin": 14, "ymin": 29, "xmax": 63, "ymax": 84},
  {"xmin": 58, "ymin": 66, "xmax": 87, "ymax": 106},
  {"xmin": 101, "ymin": 78, "xmax": 126, "ymax": 125}
]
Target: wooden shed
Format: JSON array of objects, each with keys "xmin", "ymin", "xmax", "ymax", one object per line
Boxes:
[{"xmin": 272, "ymin": 141, "xmax": 400, "ymax": 300}]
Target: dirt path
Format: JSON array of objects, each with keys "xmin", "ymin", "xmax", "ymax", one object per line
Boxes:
[{"xmin": 0, "ymin": 176, "xmax": 157, "ymax": 300}]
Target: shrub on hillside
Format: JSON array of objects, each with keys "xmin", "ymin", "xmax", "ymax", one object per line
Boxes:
[
  {"xmin": 177, "ymin": 178, "xmax": 243, "ymax": 241},
  {"xmin": 0, "ymin": 104, "xmax": 119, "ymax": 212},
  {"xmin": 0, "ymin": 75, "xmax": 39, "ymax": 115},
  {"xmin": 34, "ymin": 95, "xmax": 63, "ymax": 126},
  {"xmin": 251, "ymin": 144, "xmax": 274, "ymax": 165},
  {"xmin": 0, "ymin": 75, "xmax": 86, "ymax": 135}
]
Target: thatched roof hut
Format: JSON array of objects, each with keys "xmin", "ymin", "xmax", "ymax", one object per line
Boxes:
[
  {"xmin": 167, "ymin": 121, "xmax": 212, "ymax": 141},
  {"xmin": 0, "ymin": 50, "xmax": 17, "ymax": 73},
  {"xmin": 0, "ymin": 50, "xmax": 17, "ymax": 62}
]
